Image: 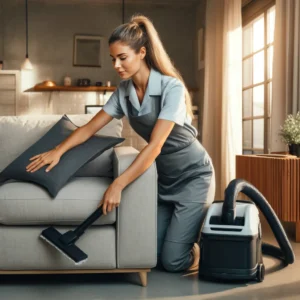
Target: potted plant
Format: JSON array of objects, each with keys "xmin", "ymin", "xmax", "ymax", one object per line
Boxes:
[{"xmin": 279, "ymin": 111, "xmax": 300, "ymax": 157}]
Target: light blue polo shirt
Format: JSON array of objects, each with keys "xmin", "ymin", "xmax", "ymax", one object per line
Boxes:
[{"xmin": 103, "ymin": 68, "xmax": 197, "ymax": 136}]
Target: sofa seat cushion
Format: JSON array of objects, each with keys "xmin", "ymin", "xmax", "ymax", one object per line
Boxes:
[
  {"xmin": 0, "ymin": 177, "xmax": 116, "ymax": 225},
  {"xmin": 0, "ymin": 225, "xmax": 116, "ymax": 270}
]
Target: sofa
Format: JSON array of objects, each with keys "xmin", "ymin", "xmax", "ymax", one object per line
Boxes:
[{"xmin": 0, "ymin": 114, "xmax": 157, "ymax": 286}]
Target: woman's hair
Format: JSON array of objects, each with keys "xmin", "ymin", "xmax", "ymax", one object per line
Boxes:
[{"xmin": 108, "ymin": 14, "xmax": 194, "ymax": 119}]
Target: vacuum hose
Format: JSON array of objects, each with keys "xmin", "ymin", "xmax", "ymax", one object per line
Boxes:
[{"xmin": 221, "ymin": 178, "xmax": 295, "ymax": 265}]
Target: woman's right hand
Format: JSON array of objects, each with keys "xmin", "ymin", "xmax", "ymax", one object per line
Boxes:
[{"xmin": 26, "ymin": 148, "xmax": 61, "ymax": 173}]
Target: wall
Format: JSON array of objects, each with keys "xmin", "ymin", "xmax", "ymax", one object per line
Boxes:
[
  {"xmin": 0, "ymin": 0, "xmax": 203, "ymax": 150},
  {"xmin": 195, "ymin": 0, "xmax": 206, "ymax": 142},
  {"xmin": 0, "ymin": 0, "xmax": 4, "ymax": 62},
  {"xmin": 0, "ymin": 0, "xmax": 198, "ymax": 116}
]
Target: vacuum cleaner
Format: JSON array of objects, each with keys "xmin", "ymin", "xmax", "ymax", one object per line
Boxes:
[
  {"xmin": 40, "ymin": 206, "xmax": 103, "ymax": 265},
  {"xmin": 198, "ymin": 178, "xmax": 295, "ymax": 282}
]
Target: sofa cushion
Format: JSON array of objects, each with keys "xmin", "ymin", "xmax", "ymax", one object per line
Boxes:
[
  {"xmin": 0, "ymin": 115, "xmax": 124, "ymax": 198},
  {"xmin": 0, "ymin": 226, "xmax": 116, "ymax": 270},
  {"xmin": 0, "ymin": 177, "xmax": 116, "ymax": 225},
  {"xmin": 0, "ymin": 114, "xmax": 123, "ymax": 178}
]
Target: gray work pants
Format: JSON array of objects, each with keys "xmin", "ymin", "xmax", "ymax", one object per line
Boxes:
[{"xmin": 155, "ymin": 140, "xmax": 216, "ymax": 272}]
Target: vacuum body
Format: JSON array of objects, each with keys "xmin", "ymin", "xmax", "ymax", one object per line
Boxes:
[
  {"xmin": 199, "ymin": 202, "xmax": 264, "ymax": 281},
  {"xmin": 198, "ymin": 179, "xmax": 295, "ymax": 282}
]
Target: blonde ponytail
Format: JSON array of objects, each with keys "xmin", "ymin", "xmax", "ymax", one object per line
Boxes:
[{"xmin": 109, "ymin": 14, "xmax": 194, "ymax": 119}]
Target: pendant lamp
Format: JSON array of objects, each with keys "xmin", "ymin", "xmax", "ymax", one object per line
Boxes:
[
  {"xmin": 22, "ymin": 0, "xmax": 33, "ymax": 70},
  {"xmin": 122, "ymin": 0, "xmax": 125, "ymax": 23}
]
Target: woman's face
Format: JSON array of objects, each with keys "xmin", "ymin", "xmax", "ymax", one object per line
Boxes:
[{"xmin": 109, "ymin": 41, "xmax": 146, "ymax": 79}]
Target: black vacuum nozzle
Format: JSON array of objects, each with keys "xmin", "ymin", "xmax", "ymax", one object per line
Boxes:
[
  {"xmin": 40, "ymin": 206, "xmax": 103, "ymax": 264},
  {"xmin": 40, "ymin": 226, "xmax": 88, "ymax": 264}
]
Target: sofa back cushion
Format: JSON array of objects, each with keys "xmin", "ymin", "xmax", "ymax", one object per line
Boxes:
[{"xmin": 0, "ymin": 114, "xmax": 123, "ymax": 177}]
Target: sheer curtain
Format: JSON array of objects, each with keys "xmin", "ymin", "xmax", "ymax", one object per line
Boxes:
[
  {"xmin": 270, "ymin": 0, "xmax": 300, "ymax": 152},
  {"xmin": 202, "ymin": 0, "xmax": 242, "ymax": 199}
]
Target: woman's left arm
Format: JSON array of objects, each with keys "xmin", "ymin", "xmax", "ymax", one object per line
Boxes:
[{"xmin": 100, "ymin": 119, "xmax": 175, "ymax": 215}]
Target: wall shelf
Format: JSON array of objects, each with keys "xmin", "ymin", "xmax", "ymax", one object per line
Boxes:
[
  {"xmin": 25, "ymin": 86, "xmax": 198, "ymax": 93},
  {"xmin": 24, "ymin": 86, "xmax": 117, "ymax": 93},
  {"xmin": 24, "ymin": 85, "xmax": 198, "ymax": 100}
]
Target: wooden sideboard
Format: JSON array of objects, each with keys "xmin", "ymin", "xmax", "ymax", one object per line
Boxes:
[{"xmin": 236, "ymin": 154, "xmax": 300, "ymax": 242}]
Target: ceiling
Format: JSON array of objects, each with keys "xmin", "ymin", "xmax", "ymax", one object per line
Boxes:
[
  {"xmin": 14, "ymin": 0, "xmax": 251, "ymax": 10},
  {"xmin": 27, "ymin": 0, "xmax": 200, "ymax": 5},
  {"xmin": 16, "ymin": 0, "xmax": 252, "ymax": 8}
]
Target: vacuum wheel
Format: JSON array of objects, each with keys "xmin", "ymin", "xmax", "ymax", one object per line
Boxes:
[{"xmin": 256, "ymin": 263, "xmax": 265, "ymax": 282}]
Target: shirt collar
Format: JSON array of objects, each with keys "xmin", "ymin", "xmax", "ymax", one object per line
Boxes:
[
  {"xmin": 125, "ymin": 68, "xmax": 162, "ymax": 99},
  {"xmin": 148, "ymin": 68, "xmax": 162, "ymax": 96}
]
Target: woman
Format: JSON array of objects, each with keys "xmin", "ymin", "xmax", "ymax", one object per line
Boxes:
[{"xmin": 26, "ymin": 15, "xmax": 215, "ymax": 273}]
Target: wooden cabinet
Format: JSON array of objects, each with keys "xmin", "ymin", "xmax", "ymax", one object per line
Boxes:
[
  {"xmin": 236, "ymin": 154, "xmax": 300, "ymax": 242},
  {"xmin": 0, "ymin": 71, "xmax": 20, "ymax": 116}
]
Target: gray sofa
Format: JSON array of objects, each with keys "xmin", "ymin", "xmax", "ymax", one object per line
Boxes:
[{"xmin": 0, "ymin": 114, "xmax": 157, "ymax": 286}]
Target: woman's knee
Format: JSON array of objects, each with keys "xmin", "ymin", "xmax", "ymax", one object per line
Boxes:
[
  {"xmin": 160, "ymin": 255, "xmax": 183, "ymax": 272},
  {"xmin": 160, "ymin": 242, "xmax": 192, "ymax": 272}
]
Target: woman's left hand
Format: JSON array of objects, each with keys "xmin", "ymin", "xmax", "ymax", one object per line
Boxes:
[{"xmin": 98, "ymin": 180, "xmax": 124, "ymax": 215}]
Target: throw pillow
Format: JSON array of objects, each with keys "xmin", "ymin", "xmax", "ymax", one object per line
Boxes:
[{"xmin": 0, "ymin": 114, "xmax": 124, "ymax": 198}]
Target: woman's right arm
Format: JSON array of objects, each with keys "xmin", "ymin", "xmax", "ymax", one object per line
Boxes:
[
  {"xmin": 26, "ymin": 110, "xmax": 113, "ymax": 173},
  {"xmin": 55, "ymin": 110, "xmax": 113, "ymax": 156}
]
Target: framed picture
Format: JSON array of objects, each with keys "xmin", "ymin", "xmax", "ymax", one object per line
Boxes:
[
  {"xmin": 73, "ymin": 35, "xmax": 104, "ymax": 67},
  {"xmin": 85, "ymin": 105, "xmax": 103, "ymax": 114}
]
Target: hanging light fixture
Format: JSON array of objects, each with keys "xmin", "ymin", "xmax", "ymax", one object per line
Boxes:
[
  {"xmin": 22, "ymin": 0, "xmax": 33, "ymax": 70},
  {"xmin": 122, "ymin": 0, "xmax": 125, "ymax": 23}
]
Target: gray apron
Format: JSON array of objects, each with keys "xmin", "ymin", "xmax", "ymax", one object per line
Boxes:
[{"xmin": 126, "ymin": 95, "xmax": 215, "ymax": 272}]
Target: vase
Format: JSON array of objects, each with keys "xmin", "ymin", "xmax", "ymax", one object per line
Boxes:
[
  {"xmin": 64, "ymin": 76, "xmax": 71, "ymax": 86},
  {"xmin": 288, "ymin": 144, "xmax": 300, "ymax": 157}
]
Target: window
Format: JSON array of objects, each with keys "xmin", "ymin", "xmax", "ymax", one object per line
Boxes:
[{"xmin": 242, "ymin": 1, "xmax": 275, "ymax": 154}]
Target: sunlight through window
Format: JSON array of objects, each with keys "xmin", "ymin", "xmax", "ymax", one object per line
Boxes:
[
  {"xmin": 242, "ymin": 3, "xmax": 276, "ymax": 154},
  {"xmin": 253, "ymin": 16, "xmax": 264, "ymax": 52}
]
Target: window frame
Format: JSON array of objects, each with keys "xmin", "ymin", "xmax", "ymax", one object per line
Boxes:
[{"xmin": 242, "ymin": 0, "xmax": 275, "ymax": 154}]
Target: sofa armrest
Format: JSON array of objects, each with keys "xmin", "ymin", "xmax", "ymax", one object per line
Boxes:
[{"xmin": 113, "ymin": 146, "xmax": 157, "ymax": 269}]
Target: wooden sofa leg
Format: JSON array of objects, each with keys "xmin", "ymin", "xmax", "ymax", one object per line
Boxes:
[
  {"xmin": 138, "ymin": 271, "xmax": 147, "ymax": 287},
  {"xmin": 296, "ymin": 222, "xmax": 300, "ymax": 242}
]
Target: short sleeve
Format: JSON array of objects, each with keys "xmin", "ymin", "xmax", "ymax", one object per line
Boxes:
[
  {"xmin": 158, "ymin": 82, "xmax": 186, "ymax": 126},
  {"xmin": 102, "ymin": 88, "xmax": 124, "ymax": 119}
]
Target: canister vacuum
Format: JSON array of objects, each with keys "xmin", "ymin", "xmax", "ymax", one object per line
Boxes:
[{"xmin": 198, "ymin": 179, "xmax": 295, "ymax": 282}]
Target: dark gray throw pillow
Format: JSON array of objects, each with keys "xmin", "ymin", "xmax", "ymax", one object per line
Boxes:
[{"xmin": 0, "ymin": 114, "xmax": 124, "ymax": 198}]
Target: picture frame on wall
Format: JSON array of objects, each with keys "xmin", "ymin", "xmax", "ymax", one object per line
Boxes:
[
  {"xmin": 85, "ymin": 105, "xmax": 103, "ymax": 114},
  {"xmin": 73, "ymin": 35, "xmax": 104, "ymax": 67}
]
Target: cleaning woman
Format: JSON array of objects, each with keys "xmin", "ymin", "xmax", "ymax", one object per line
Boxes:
[{"xmin": 26, "ymin": 14, "xmax": 215, "ymax": 273}]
